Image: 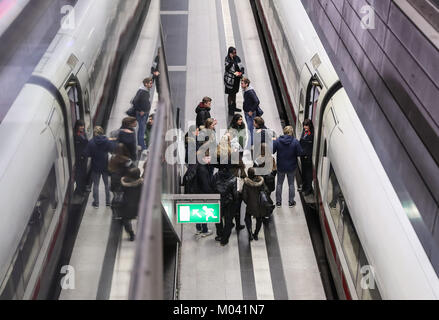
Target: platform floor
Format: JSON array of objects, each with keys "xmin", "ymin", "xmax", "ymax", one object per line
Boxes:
[
  {"xmin": 178, "ymin": 0, "xmax": 325, "ymax": 300},
  {"xmin": 59, "ymin": 0, "xmax": 160, "ymax": 300}
]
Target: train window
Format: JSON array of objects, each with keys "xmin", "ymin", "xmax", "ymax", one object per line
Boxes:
[
  {"xmin": 327, "ymin": 166, "xmax": 343, "ymax": 235},
  {"xmin": 68, "ymin": 86, "xmax": 81, "ymax": 126},
  {"xmin": 308, "ymin": 85, "xmax": 320, "ymax": 122},
  {"xmin": 18, "ymin": 165, "xmax": 58, "ymax": 294},
  {"xmin": 0, "ymin": 254, "xmax": 24, "ymax": 300},
  {"xmin": 341, "ymin": 206, "xmax": 361, "ymax": 282}
]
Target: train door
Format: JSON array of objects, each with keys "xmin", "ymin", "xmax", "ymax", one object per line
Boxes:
[
  {"xmin": 318, "ymin": 104, "xmax": 337, "ymax": 202},
  {"xmin": 76, "ymin": 65, "xmax": 93, "ymax": 139},
  {"xmin": 64, "ymin": 75, "xmax": 89, "ymax": 163},
  {"xmin": 297, "ymin": 72, "xmax": 322, "ymax": 137}
]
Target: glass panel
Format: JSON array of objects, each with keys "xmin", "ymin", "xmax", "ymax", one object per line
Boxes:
[
  {"xmin": 20, "ymin": 165, "xmax": 58, "ymax": 289},
  {"xmin": 327, "ymin": 166, "xmax": 342, "ymax": 234},
  {"xmin": 341, "ymin": 205, "xmax": 360, "ymax": 281}
]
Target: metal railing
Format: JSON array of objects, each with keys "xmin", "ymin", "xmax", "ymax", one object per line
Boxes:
[{"xmin": 128, "ymin": 30, "xmax": 179, "ymax": 299}]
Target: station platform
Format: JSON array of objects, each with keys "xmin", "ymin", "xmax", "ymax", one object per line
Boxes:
[
  {"xmin": 60, "ymin": 0, "xmax": 325, "ymax": 300},
  {"xmin": 59, "ymin": 0, "xmax": 160, "ymax": 300},
  {"xmin": 176, "ymin": 0, "xmax": 325, "ymax": 300}
]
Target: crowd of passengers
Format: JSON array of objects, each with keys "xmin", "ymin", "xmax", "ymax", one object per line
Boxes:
[
  {"xmin": 72, "ymin": 47, "xmax": 315, "ymax": 244},
  {"xmin": 182, "ymin": 47, "xmax": 315, "ymax": 246},
  {"xmin": 73, "ymin": 72, "xmax": 157, "ymax": 242}
]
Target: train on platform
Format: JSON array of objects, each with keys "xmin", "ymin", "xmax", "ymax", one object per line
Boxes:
[
  {"xmin": 0, "ymin": 0, "xmax": 158, "ymax": 299},
  {"xmin": 255, "ymin": 0, "xmax": 439, "ymax": 299}
]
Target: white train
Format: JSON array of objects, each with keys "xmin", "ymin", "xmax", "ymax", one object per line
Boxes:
[
  {"xmin": 0, "ymin": 0, "xmax": 157, "ymax": 299},
  {"xmin": 256, "ymin": 0, "xmax": 439, "ymax": 299}
]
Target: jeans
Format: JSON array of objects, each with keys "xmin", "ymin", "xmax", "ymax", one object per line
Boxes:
[
  {"xmin": 136, "ymin": 112, "xmax": 147, "ymax": 150},
  {"xmin": 196, "ymin": 224, "xmax": 208, "ymax": 233},
  {"xmin": 92, "ymin": 171, "xmax": 110, "ymax": 206},
  {"xmin": 245, "ymin": 112, "xmax": 255, "ymax": 147},
  {"xmin": 276, "ymin": 171, "xmax": 296, "ymax": 204}
]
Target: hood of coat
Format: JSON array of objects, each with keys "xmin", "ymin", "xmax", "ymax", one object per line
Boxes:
[
  {"xmin": 94, "ymin": 135, "xmax": 108, "ymax": 145},
  {"xmin": 139, "ymin": 84, "xmax": 149, "ymax": 92},
  {"xmin": 195, "ymin": 103, "xmax": 211, "ymax": 114},
  {"xmin": 244, "ymin": 176, "xmax": 264, "ymax": 188},
  {"xmin": 121, "ymin": 177, "xmax": 143, "ymax": 188},
  {"xmin": 244, "ymin": 85, "xmax": 254, "ymax": 93},
  {"xmin": 278, "ymin": 135, "xmax": 296, "ymax": 146}
]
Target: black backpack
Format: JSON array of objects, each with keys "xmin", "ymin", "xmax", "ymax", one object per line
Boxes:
[
  {"xmin": 259, "ymin": 189, "xmax": 275, "ymax": 216},
  {"xmin": 183, "ymin": 164, "xmax": 198, "ymax": 193},
  {"xmin": 264, "ymin": 173, "xmax": 276, "ymax": 193}
]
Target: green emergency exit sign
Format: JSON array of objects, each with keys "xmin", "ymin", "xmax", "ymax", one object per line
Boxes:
[{"xmin": 177, "ymin": 203, "xmax": 221, "ymax": 224}]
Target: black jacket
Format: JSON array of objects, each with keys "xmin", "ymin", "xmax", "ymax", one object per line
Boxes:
[
  {"xmin": 118, "ymin": 127, "xmax": 137, "ymax": 161},
  {"xmin": 183, "ymin": 164, "xmax": 199, "ymax": 194},
  {"xmin": 195, "ymin": 103, "xmax": 211, "ymax": 128},
  {"xmin": 253, "ymin": 156, "xmax": 277, "ymax": 193},
  {"xmin": 132, "ymin": 87, "xmax": 151, "ymax": 114},
  {"xmin": 242, "ymin": 176, "xmax": 267, "ymax": 218},
  {"xmin": 197, "ymin": 164, "xmax": 215, "ymax": 194},
  {"xmin": 109, "ymin": 156, "xmax": 134, "ymax": 192},
  {"xmin": 300, "ymin": 131, "xmax": 314, "ymax": 158},
  {"xmin": 121, "ymin": 177, "xmax": 143, "ymax": 220},
  {"xmin": 243, "ymin": 87, "xmax": 260, "ymax": 113},
  {"xmin": 84, "ymin": 136, "xmax": 114, "ymax": 173},
  {"xmin": 214, "ymin": 169, "xmax": 238, "ymax": 214},
  {"xmin": 74, "ymin": 133, "xmax": 88, "ymax": 164},
  {"xmin": 224, "ymin": 56, "xmax": 245, "ymax": 93}
]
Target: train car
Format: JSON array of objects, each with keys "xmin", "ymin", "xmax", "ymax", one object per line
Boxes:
[
  {"xmin": 0, "ymin": 0, "xmax": 157, "ymax": 299},
  {"xmin": 255, "ymin": 0, "xmax": 439, "ymax": 299}
]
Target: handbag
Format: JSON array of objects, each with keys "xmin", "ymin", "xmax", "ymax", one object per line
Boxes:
[
  {"xmin": 256, "ymin": 105, "xmax": 264, "ymax": 117},
  {"xmin": 126, "ymin": 107, "xmax": 136, "ymax": 117},
  {"xmin": 259, "ymin": 190, "xmax": 275, "ymax": 216}
]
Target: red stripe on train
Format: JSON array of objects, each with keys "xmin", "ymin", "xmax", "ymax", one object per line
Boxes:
[{"xmin": 316, "ymin": 182, "xmax": 352, "ymax": 300}]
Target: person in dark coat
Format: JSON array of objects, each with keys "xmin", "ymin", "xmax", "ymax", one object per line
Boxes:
[
  {"xmin": 74, "ymin": 120, "xmax": 88, "ymax": 195},
  {"xmin": 84, "ymin": 126, "xmax": 115, "ymax": 208},
  {"xmin": 273, "ymin": 126, "xmax": 303, "ymax": 208},
  {"xmin": 151, "ymin": 48, "xmax": 161, "ymax": 97},
  {"xmin": 195, "ymin": 97, "xmax": 212, "ymax": 129},
  {"xmin": 213, "ymin": 166, "xmax": 238, "ymax": 245},
  {"xmin": 242, "ymin": 168, "xmax": 267, "ymax": 241},
  {"xmin": 118, "ymin": 117, "xmax": 137, "ymax": 162},
  {"xmin": 108, "ymin": 143, "xmax": 134, "ymax": 219},
  {"xmin": 194, "ymin": 151, "xmax": 215, "ymax": 237},
  {"xmin": 254, "ymin": 143, "xmax": 277, "ymax": 224},
  {"xmin": 120, "ymin": 168, "xmax": 143, "ymax": 241},
  {"xmin": 109, "ymin": 144, "xmax": 134, "ymax": 193},
  {"xmin": 241, "ymin": 77, "xmax": 260, "ymax": 146},
  {"xmin": 144, "ymin": 114, "xmax": 154, "ymax": 149},
  {"xmin": 224, "ymin": 47, "xmax": 244, "ymax": 115},
  {"xmin": 300, "ymin": 119, "xmax": 314, "ymax": 196},
  {"xmin": 185, "ymin": 125, "xmax": 200, "ymax": 165},
  {"xmin": 132, "ymin": 77, "xmax": 153, "ymax": 151}
]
